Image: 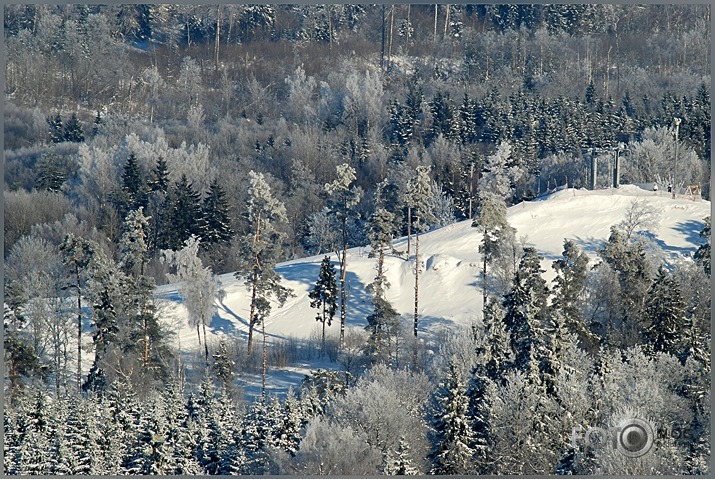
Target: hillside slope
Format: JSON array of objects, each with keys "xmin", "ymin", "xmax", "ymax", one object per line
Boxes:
[{"xmin": 156, "ymin": 185, "xmax": 710, "ymax": 355}]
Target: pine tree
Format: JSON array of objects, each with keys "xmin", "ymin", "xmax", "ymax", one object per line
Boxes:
[
  {"xmin": 325, "ymin": 163, "xmax": 361, "ymax": 346},
  {"xmin": 405, "ymin": 165, "xmax": 436, "ymax": 337},
  {"xmin": 309, "ymin": 256, "xmax": 339, "ymax": 352},
  {"xmin": 429, "ymin": 360, "xmax": 475, "ymax": 474},
  {"xmin": 367, "ymin": 207, "xmax": 397, "ymax": 298},
  {"xmin": 59, "ymin": 233, "xmax": 99, "ymax": 393},
  {"xmin": 236, "ymin": 171, "xmax": 293, "ymax": 397},
  {"xmin": 83, "ymin": 252, "xmax": 124, "ymax": 393},
  {"xmin": 473, "ymin": 192, "xmax": 511, "ymax": 311},
  {"xmin": 63, "ymin": 112, "xmax": 85, "ymax": 142}
]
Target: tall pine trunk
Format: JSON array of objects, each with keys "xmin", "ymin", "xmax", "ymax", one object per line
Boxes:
[
  {"xmin": 339, "ymin": 218, "xmax": 348, "ymax": 346},
  {"xmin": 262, "ymin": 317, "xmax": 267, "ymax": 401},
  {"xmin": 482, "ymin": 227, "xmax": 488, "ymax": 315},
  {"xmin": 202, "ymin": 320, "xmax": 209, "ymax": 364},
  {"xmin": 248, "ymin": 216, "xmax": 262, "ymax": 357},
  {"xmin": 414, "ymin": 213, "xmax": 420, "ymax": 337},
  {"xmin": 407, "ymin": 206, "xmax": 412, "ymax": 256},
  {"xmin": 74, "ymin": 264, "xmax": 82, "ymax": 393}
]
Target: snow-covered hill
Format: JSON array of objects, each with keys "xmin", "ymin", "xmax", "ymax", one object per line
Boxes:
[{"xmin": 155, "ymin": 185, "xmax": 709, "ymax": 395}]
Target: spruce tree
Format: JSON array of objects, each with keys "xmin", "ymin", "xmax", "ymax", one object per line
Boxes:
[
  {"xmin": 115, "ymin": 153, "xmax": 147, "ymax": 218},
  {"xmin": 63, "ymin": 112, "xmax": 85, "ymax": 143},
  {"xmin": 211, "ymin": 339, "xmax": 236, "ymax": 393},
  {"xmin": 694, "ymin": 216, "xmax": 710, "ymax": 277},
  {"xmin": 643, "ymin": 266, "xmax": 688, "ymax": 358},
  {"xmin": 166, "ymin": 174, "xmax": 203, "ymax": 250},
  {"xmin": 309, "ymin": 256, "xmax": 339, "ymax": 352},
  {"xmin": 199, "ymin": 178, "xmax": 234, "ymax": 247},
  {"xmin": 47, "ymin": 113, "xmax": 64, "ymax": 143},
  {"xmin": 551, "ymin": 239, "xmax": 598, "ymax": 351},
  {"xmin": 597, "ymin": 226, "xmax": 652, "ymax": 347},
  {"xmin": 384, "ymin": 437, "xmax": 419, "ymax": 475},
  {"xmin": 429, "ymin": 360, "xmax": 475, "ymax": 474},
  {"xmin": 325, "ymin": 163, "xmax": 361, "ymax": 346},
  {"xmin": 502, "ymin": 247, "xmax": 551, "ymax": 387},
  {"xmin": 236, "ymin": 171, "xmax": 293, "ymax": 397},
  {"xmin": 146, "ymin": 157, "xmax": 170, "ymax": 253}
]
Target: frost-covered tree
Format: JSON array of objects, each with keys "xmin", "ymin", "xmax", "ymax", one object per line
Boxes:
[
  {"xmin": 488, "ymin": 370, "xmax": 561, "ymax": 474},
  {"xmin": 325, "ymin": 163, "xmax": 361, "ymax": 345},
  {"xmin": 309, "ymin": 256, "xmax": 338, "ymax": 351},
  {"xmin": 479, "ymin": 141, "xmax": 524, "ymax": 204},
  {"xmin": 236, "ymin": 171, "xmax": 293, "ymax": 396},
  {"xmin": 616, "ymin": 198, "xmax": 662, "ymax": 241},
  {"xmin": 275, "ymin": 416, "xmax": 382, "ymax": 474},
  {"xmin": 163, "ymin": 236, "xmax": 219, "ymax": 363}
]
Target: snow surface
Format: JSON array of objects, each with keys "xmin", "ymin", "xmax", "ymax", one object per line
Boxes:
[{"xmin": 154, "ymin": 185, "xmax": 710, "ymax": 396}]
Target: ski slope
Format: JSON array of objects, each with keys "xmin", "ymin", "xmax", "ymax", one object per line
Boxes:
[{"xmin": 156, "ymin": 185, "xmax": 710, "ymax": 357}]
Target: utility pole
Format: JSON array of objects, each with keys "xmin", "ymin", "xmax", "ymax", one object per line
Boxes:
[{"xmin": 672, "ymin": 117, "xmax": 681, "ymax": 199}]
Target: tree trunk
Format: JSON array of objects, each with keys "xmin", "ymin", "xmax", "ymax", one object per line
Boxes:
[
  {"xmin": 202, "ymin": 319, "xmax": 209, "ymax": 364},
  {"xmin": 340, "ymin": 243, "xmax": 347, "ymax": 347},
  {"xmin": 414, "ymin": 214, "xmax": 420, "ymax": 337},
  {"xmin": 247, "ymin": 277, "xmax": 257, "ymax": 357},
  {"xmin": 248, "ymin": 216, "xmax": 263, "ymax": 356},
  {"xmin": 483, "ymin": 227, "xmax": 488, "ymax": 314},
  {"xmin": 339, "ymin": 217, "xmax": 348, "ymax": 347},
  {"xmin": 214, "ymin": 5, "xmax": 221, "ymax": 68},
  {"xmin": 433, "ymin": 5, "xmax": 438, "ymax": 43},
  {"xmin": 261, "ymin": 317, "xmax": 267, "ymax": 401},
  {"xmin": 407, "ymin": 206, "xmax": 412, "ymax": 256},
  {"xmin": 75, "ymin": 265, "xmax": 82, "ymax": 393}
]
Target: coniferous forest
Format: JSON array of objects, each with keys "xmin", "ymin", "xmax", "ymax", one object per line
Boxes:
[{"xmin": 3, "ymin": 4, "xmax": 712, "ymax": 475}]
